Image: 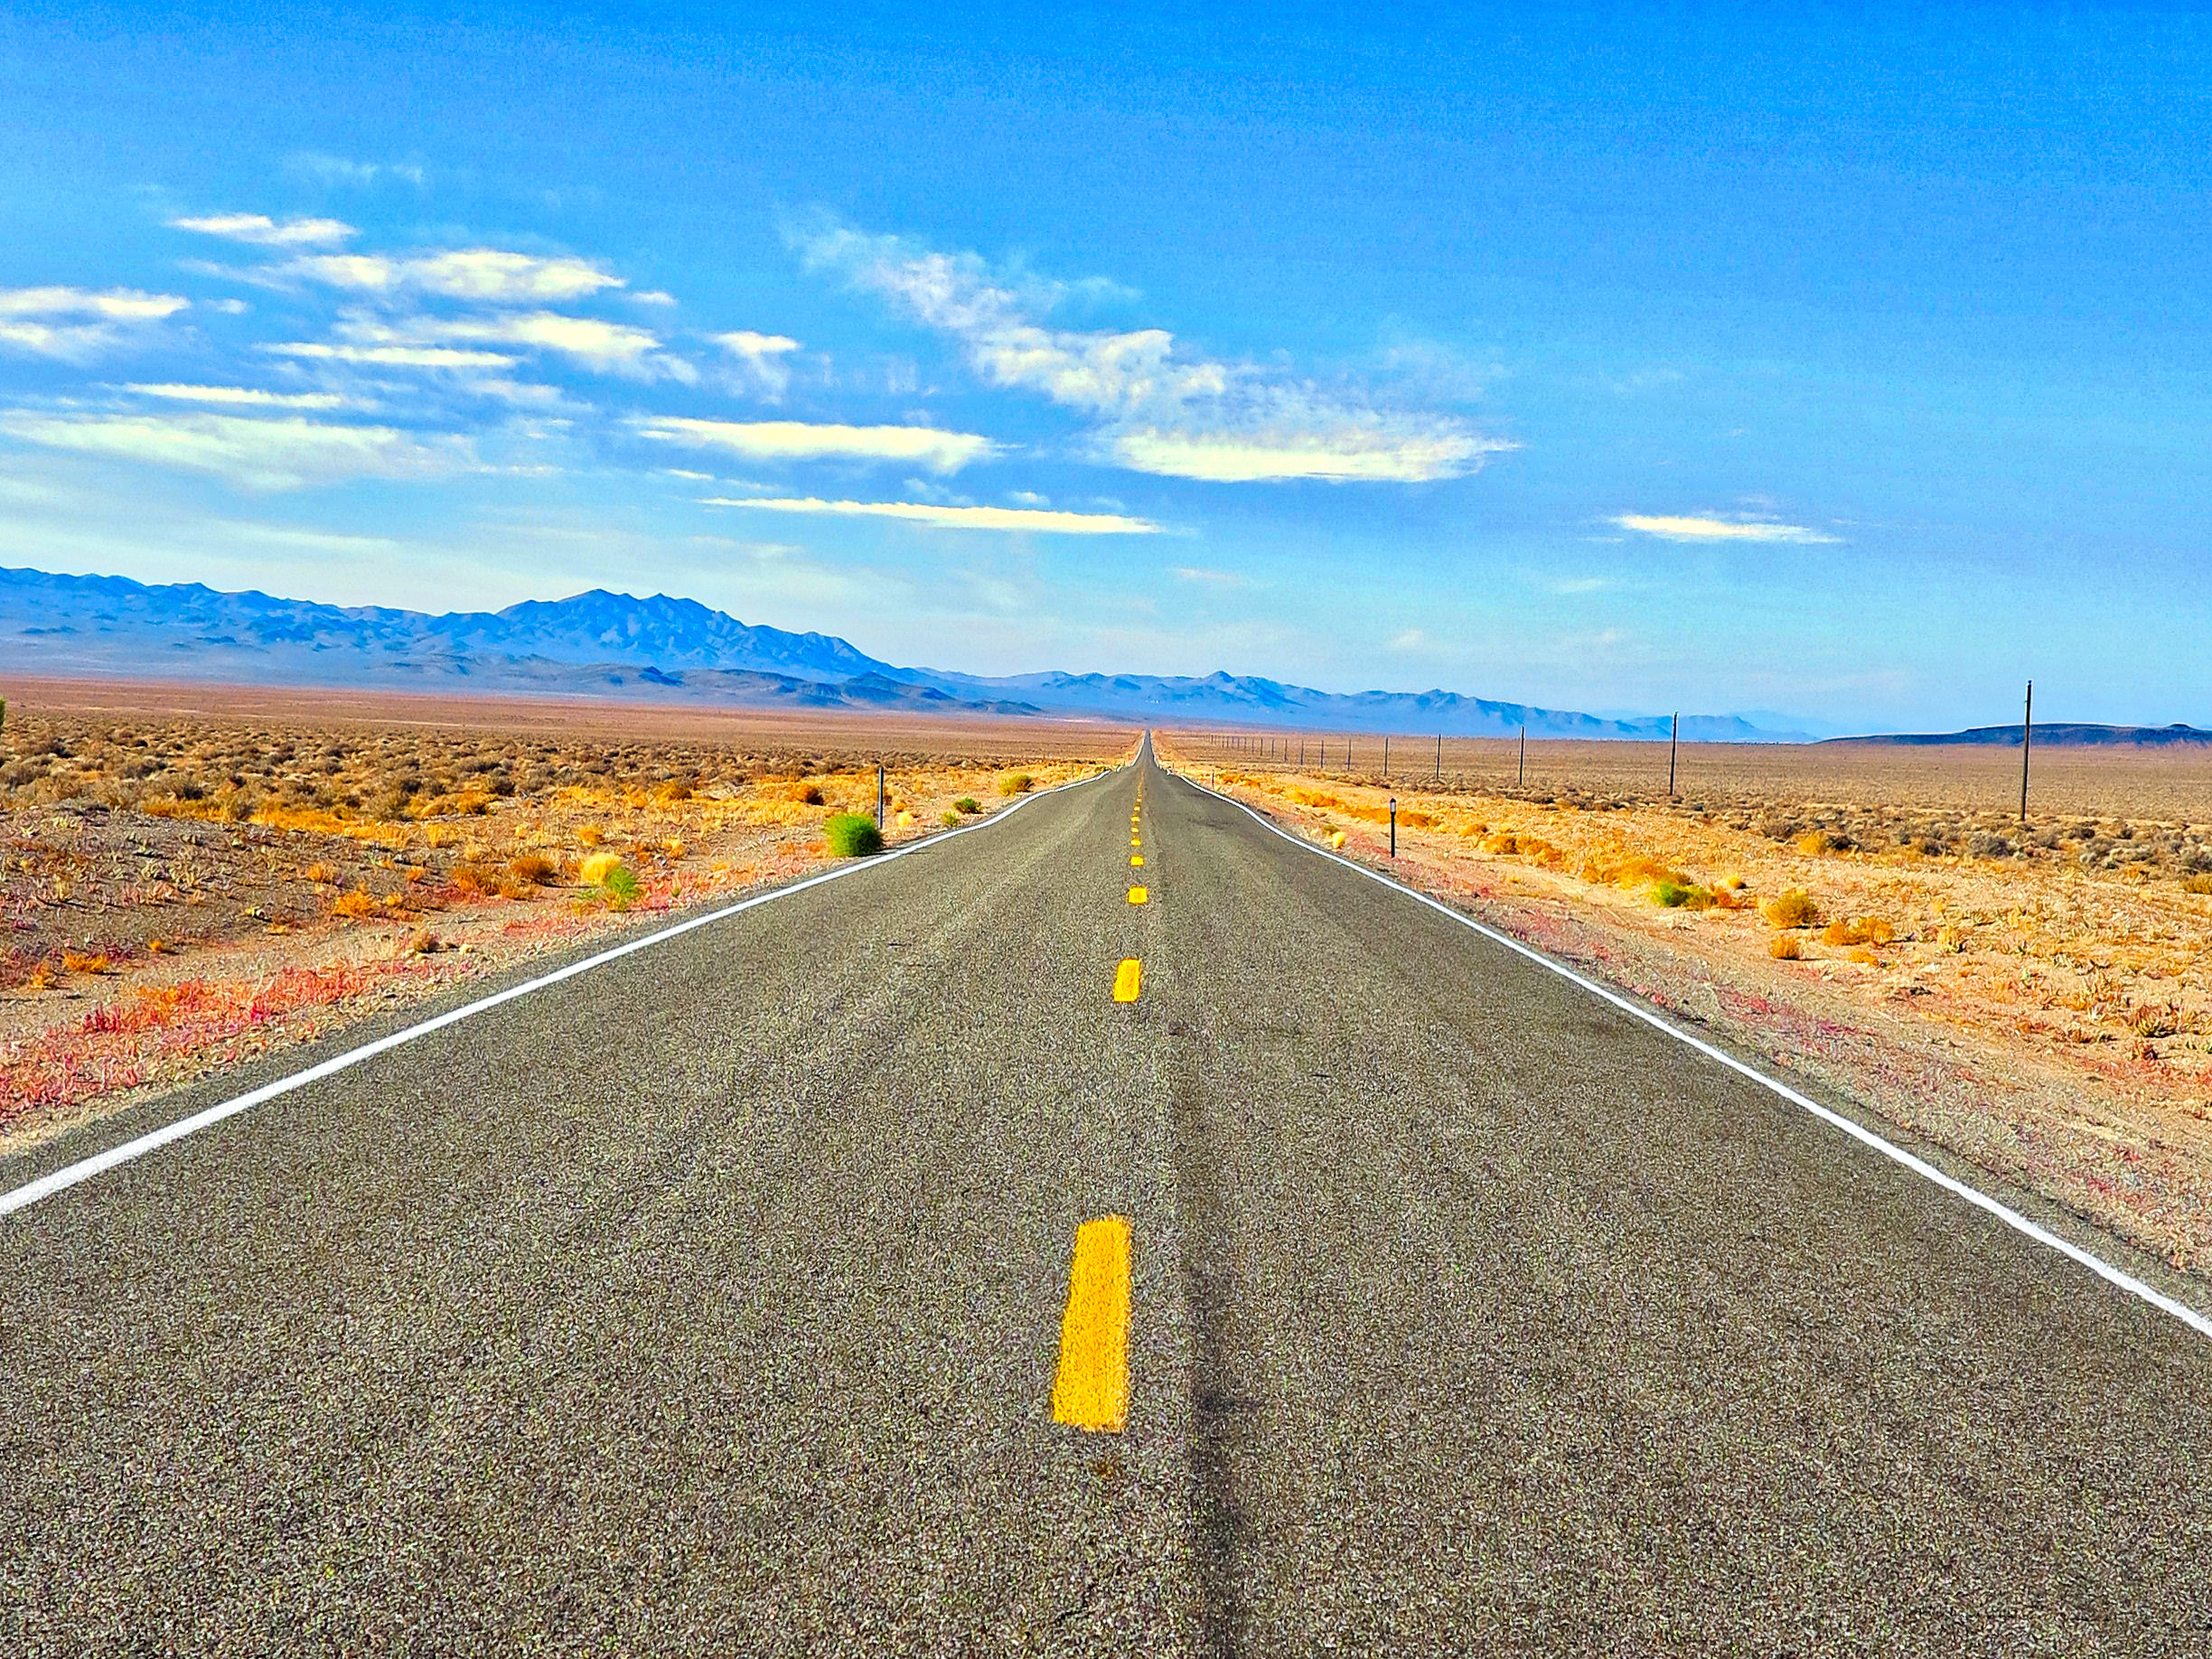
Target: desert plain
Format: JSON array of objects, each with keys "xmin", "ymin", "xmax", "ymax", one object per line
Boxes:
[
  {"xmin": 7, "ymin": 680, "xmax": 2212, "ymax": 1298},
  {"xmin": 1163, "ymin": 728, "xmax": 2212, "ymax": 1287}
]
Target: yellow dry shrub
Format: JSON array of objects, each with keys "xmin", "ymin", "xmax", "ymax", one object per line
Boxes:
[
  {"xmin": 333, "ymin": 888, "xmax": 378, "ymax": 919},
  {"xmin": 1482, "ymin": 830, "xmax": 1521, "ymax": 854},
  {"xmin": 1823, "ymin": 918, "xmax": 1871, "ymax": 946},
  {"xmin": 61, "ymin": 951, "xmax": 111, "ymax": 974},
  {"xmin": 661, "ymin": 838, "xmax": 688, "ymax": 859},
  {"xmin": 1763, "ymin": 889, "xmax": 1820, "ymax": 929},
  {"xmin": 1769, "ymin": 934, "xmax": 1803, "ymax": 961},
  {"xmin": 1326, "ymin": 830, "xmax": 1348, "ymax": 849},
  {"xmin": 509, "ymin": 852, "xmax": 558, "ymax": 886},
  {"xmin": 1848, "ymin": 946, "xmax": 1880, "ymax": 966},
  {"xmin": 422, "ymin": 824, "xmax": 461, "ymax": 848},
  {"xmin": 578, "ymin": 850, "xmax": 628, "ymax": 887},
  {"xmin": 304, "ymin": 862, "xmax": 341, "ymax": 886},
  {"xmin": 1399, "ymin": 808, "xmax": 1438, "ymax": 830},
  {"xmin": 576, "ymin": 823, "xmax": 606, "ymax": 848},
  {"xmin": 1795, "ymin": 831, "xmax": 1831, "ymax": 857}
]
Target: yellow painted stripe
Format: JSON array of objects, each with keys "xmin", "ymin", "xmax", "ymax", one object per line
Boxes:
[
  {"xmin": 1130, "ymin": 854, "xmax": 1144, "ymax": 867},
  {"xmin": 1128, "ymin": 886, "xmax": 1148, "ymax": 904},
  {"xmin": 1131, "ymin": 838, "xmax": 1141, "ymax": 848},
  {"xmin": 1051, "ymin": 1215, "xmax": 1131, "ymax": 1433},
  {"xmin": 1112, "ymin": 958, "xmax": 1142, "ymax": 1001}
]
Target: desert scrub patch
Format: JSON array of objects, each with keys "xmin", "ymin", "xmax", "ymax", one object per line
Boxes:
[
  {"xmin": 824, "ymin": 813, "xmax": 885, "ymax": 857},
  {"xmin": 1762, "ymin": 888, "xmax": 1821, "ymax": 929},
  {"xmin": 953, "ymin": 796, "xmax": 981, "ymax": 815},
  {"xmin": 577, "ymin": 850, "xmax": 628, "ymax": 887},
  {"xmin": 1650, "ymin": 878, "xmax": 1714, "ymax": 909},
  {"xmin": 332, "ymin": 888, "xmax": 378, "ymax": 920},
  {"xmin": 942, "ymin": 810, "xmax": 961, "ymax": 827},
  {"xmin": 1769, "ymin": 934, "xmax": 1803, "ymax": 961},
  {"xmin": 998, "ymin": 773, "xmax": 1034, "ymax": 797}
]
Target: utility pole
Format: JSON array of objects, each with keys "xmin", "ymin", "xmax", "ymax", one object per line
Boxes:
[
  {"xmin": 2020, "ymin": 680, "xmax": 2034, "ymax": 823},
  {"xmin": 876, "ymin": 764, "xmax": 886, "ymax": 830},
  {"xmin": 1668, "ymin": 712, "xmax": 1680, "ymax": 799},
  {"xmin": 1517, "ymin": 725, "xmax": 1526, "ymax": 787},
  {"xmin": 1434, "ymin": 734, "xmax": 1441, "ymax": 780}
]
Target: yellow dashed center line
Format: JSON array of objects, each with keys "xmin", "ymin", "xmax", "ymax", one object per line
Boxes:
[
  {"xmin": 1130, "ymin": 854, "xmax": 1144, "ymax": 867},
  {"xmin": 1112, "ymin": 958, "xmax": 1142, "ymax": 1001},
  {"xmin": 1128, "ymin": 886, "xmax": 1148, "ymax": 904},
  {"xmin": 1052, "ymin": 1215, "xmax": 1131, "ymax": 1433}
]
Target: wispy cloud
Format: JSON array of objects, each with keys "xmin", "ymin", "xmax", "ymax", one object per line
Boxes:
[
  {"xmin": 795, "ymin": 220, "xmax": 1510, "ymax": 483},
  {"xmin": 1612, "ymin": 512, "xmax": 1840, "ymax": 544},
  {"xmin": 169, "ymin": 212, "xmax": 356, "ymax": 248},
  {"xmin": 1, "ymin": 410, "xmax": 469, "ymax": 491},
  {"xmin": 1388, "ymin": 627, "xmax": 1436, "ymax": 651},
  {"xmin": 264, "ymin": 341, "xmax": 516, "ymax": 369},
  {"xmin": 636, "ymin": 416, "xmax": 994, "ymax": 473},
  {"xmin": 0, "ymin": 286, "xmax": 191, "ymax": 357},
  {"xmin": 716, "ymin": 330, "xmax": 801, "ymax": 398},
  {"xmin": 333, "ymin": 312, "xmax": 681, "ymax": 378},
  {"xmin": 700, "ymin": 495, "xmax": 1158, "ymax": 533},
  {"xmin": 1174, "ymin": 566, "xmax": 1248, "ymax": 586},
  {"xmin": 285, "ymin": 154, "xmax": 427, "ymax": 189},
  {"xmin": 127, "ymin": 383, "xmax": 349, "ymax": 410},
  {"xmin": 284, "ymin": 248, "xmax": 623, "ymax": 303}
]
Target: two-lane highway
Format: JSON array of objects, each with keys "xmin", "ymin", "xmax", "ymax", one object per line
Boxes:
[{"xmin": 5, "ymin": 741, "xmax": 2211, "ymax": 1654}]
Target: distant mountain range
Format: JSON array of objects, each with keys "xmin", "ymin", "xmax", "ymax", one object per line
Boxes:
[
  {"xmin": 1834, "ymin": 722, "xmax": 2212, "ymax": 747},
  {"xmin": 0, "ymin": 565, "xmax": 2074, "ymax": 743}
]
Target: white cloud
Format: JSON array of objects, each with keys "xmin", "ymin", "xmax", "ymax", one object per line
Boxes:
[
  {"xmin": 338, "ymin": 312, "xmax": 680, "ymax": 378},
  {"xmin": 716, "ymin": 330, "xmax": 801, "ymax": 397},
  {"xmin": 127, "ymin": 383, "xmax": 348, "ymax": 410},
  {"xmin": 1389, "ymin": 627, "xmax": 1435, "ymax": 651},
  {"xmin": 264, "ymin": 340, "xmax": 517, "ymax": 369},
  {"xmin": 1612, "ymin": 513, "xmax": 1840, "ymax": 544},
  {"xmin": 285, "ymin": 248, "xmax": 623, "ymax": 303},
  {"xmin": 169, "ymin": 212, "xmax": 356, "ymax": 248},
  {"xmin": 1173, "ymin": 566, "xmax": 1246, "ymax": 586},
  {"xmin": 700, "ymin": 495, "xmax": 1158, "ymax": 534},
  {"xmin": 0, "ymin": 286, "xmax": 191, "ymax": 357},
  {"xmin": 796, "ymin": 220, "xmax": 1510, "ymax": 485},
  {"xmin": 635, "ymin": 416, "xmax": 995, "ymax": 473},
  {"xmin": 1, "ymin": 410, "xmax": 469, "ymax": 492},
  {"xmin": 1111, "ymin": 421, "xmax": 1505, "ymax": 483}
]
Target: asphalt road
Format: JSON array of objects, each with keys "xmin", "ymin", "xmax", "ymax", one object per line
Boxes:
[{"xmin": 5, "ymin": 740, "xmax": 2212, "ymax": 1655}]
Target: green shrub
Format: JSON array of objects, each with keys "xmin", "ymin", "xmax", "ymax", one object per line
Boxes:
[
  {"xmin": 1651, "ymin": 878, "xmax": 1713, "ymax": 909},
  {"xmin": 941, "ymin": 810, "xmax": 961, "ymax": 827},
  {"xmin": 953, "ymin": 796, "xmax": 981, "ymax": 814},
  {"xmin": 998, "ymin": 773, "xmax": 1033, "ymax": 797},
  {"xmin": 602, "ymin": 866, "xmax": 640, "ymax": 909},
  {"xmin": 824, "ymin": 812, "xmax": 884, "ymax": 857}
]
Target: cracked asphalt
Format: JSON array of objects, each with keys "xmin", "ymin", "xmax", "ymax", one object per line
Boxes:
[{"xmin": 5, "ymin": 740, "xmax": 2212, "ymax": 1655}]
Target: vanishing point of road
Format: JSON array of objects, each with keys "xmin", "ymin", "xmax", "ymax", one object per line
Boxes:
[{"xmin": 5, "ymin": 739, "xmax": 2210, "ymax": 1655}]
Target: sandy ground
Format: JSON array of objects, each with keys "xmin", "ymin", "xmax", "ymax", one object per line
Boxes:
[{"xmin": 1157, "ymin": 734, "xmax": 2212, "ymax": 1281}]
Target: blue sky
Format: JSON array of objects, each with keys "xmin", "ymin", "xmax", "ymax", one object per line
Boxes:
[{"xmin": 2, "ymin": 3, "xmax": 2208, "ymax": 730}]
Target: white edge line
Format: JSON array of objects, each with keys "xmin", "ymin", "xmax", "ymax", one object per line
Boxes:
[
  {"xmin": 1170, "ymin": 761, "xmax": 2212, "ymax": 1344},
  {"xmin": 1, "ymin": 757, "xmax": 1134, "ymax": 1219}
]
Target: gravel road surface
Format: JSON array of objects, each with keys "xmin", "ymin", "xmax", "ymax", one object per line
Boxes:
[{"xmin": 5, "ymin": 741, "xmax": 2210, "ymax": 1654}]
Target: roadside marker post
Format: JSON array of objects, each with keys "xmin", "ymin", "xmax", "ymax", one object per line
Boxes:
[
  {"xmin": 1668, "ymin": 712, "xmax": 1679, "ymax": 799},
  {"xmin": 2020, "ymin": 680, "xmax": 2034, "ymax": 823},
  {"xmin": 876, "ymin": 764, "xmax": 886, "ymax": 830},
  {"xmin": 1518, "ymin": 726, "xmax": 1526, "ymax": 787},
  {"xmin": 1389, "ymin": 797, "xmax": 1397, "ymax": 858}
]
